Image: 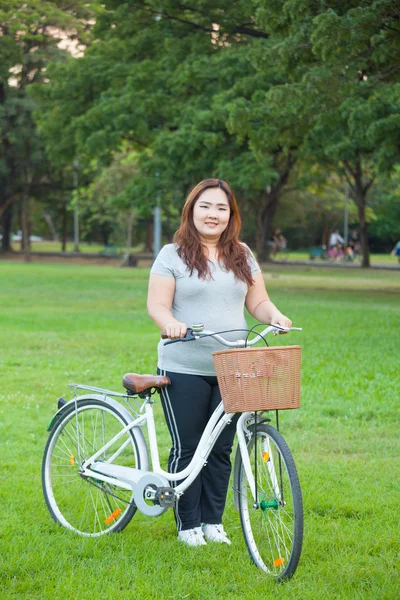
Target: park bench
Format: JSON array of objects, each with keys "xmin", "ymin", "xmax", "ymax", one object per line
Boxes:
[
  {"xmin": 99, "ymin": 245, "xmax": 120, "ymax": 257},
  {"xmin": 309, "ymin": 246, "xmax": 328, "ymax": 260}
]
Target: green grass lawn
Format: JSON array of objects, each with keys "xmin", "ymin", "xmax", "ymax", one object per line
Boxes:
[
  {"xmin": 9, "ymin": 239, "xmax": 400, "ymax": 267},
  {"xmin": 270, "ymin": 249, "xmax": 399, "ymax": 266},
  {"xmin": 9, "ymin": 240, "xmax": 144, "ymax": 254},
  {"xmin": 11, "ymin": 239, "xmax": 111, "ymax": 253},
  {"xmin": 0, "ymin": 262, "xmax": 399, "ymax": 599}
]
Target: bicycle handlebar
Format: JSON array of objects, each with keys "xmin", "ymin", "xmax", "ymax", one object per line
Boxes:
[{"xmin": 161, "ymin": 324, "xmax": 302, "ymax": 348}]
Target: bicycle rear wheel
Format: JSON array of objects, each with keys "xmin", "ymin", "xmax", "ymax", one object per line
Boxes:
[
  {"xmin": 237, "ymin": 424, "xmax": 303, "ymax": 580},
  {"xmin": 42, "ymin": 398, "xmax": 146, "ymax": 537}
]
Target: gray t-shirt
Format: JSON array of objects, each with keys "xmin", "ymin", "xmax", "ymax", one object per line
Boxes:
[{"xmin": 150, "ymin": 243, "xmax": 261, "ymax": 375}]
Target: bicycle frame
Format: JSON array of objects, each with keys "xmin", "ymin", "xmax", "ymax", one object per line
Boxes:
[
  {"xmin": 73, "ymin": 389, "xmax": 259, "ymax": 506},
  {"xmin": 43, "ymin": 323, "xmax": 303, "ymax": 580},
  {"xmin": 64, "ymin": 321, "xmax": 302, "ymax": 512}
]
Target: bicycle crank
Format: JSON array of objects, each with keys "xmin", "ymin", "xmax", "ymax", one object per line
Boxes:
[{"xmin": 134, "ymin": 473, "xmax": 171, "ymax": 516}]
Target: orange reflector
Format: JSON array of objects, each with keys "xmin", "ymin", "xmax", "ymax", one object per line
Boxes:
[
  {"xmin": 69, "ymin": 456, "xmax": 75, "ymax": 465},
  {"xmin": 273, "ymin": 557, "xmax": 285, "ymax": 567},
  {"xmin": 105, "ymin": 508, "xmax": 122, "ymax": 524},
  {"xmin": 262, "ymin": 452, "xmax": 270, "ymax": 463}
]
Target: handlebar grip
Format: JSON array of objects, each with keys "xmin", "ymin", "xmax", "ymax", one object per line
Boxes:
[
  {"xmin": 161, "ymin": 328, "xmax": 192, "ymax": 339},
  {"xmin": 162, "ymin": 328, "xmax": 195, "ymax": 345}
]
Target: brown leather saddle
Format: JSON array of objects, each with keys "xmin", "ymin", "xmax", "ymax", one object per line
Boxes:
[{"xmin": 122, "ymin": 373, "xmax": 171, "ymax": 396}]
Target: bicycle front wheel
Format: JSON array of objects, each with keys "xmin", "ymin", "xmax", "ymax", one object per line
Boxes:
[
  {"xmin": 237, "ymin": 424, "xmax": 303, "ymax": 580},
  {"xmin": 42, "ymin": 398, "xmax": 146, "ymax": 537}
]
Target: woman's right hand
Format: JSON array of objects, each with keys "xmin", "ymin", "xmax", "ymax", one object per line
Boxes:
[{"xmin": 163, "ymin": 322, "xmax": 187, "ymax": 339}]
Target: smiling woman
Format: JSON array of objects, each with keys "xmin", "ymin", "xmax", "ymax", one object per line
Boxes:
[
  {"xmin": 171, "ymin": 178, "xmax": 254, "ymax": 285},
  {"xmin": 146, "ymin": 178, "xmax": 292, "ymax": 547},
  {"xmin": 192, "ymin": 186, "xmax": 231, "ymax": 243}
]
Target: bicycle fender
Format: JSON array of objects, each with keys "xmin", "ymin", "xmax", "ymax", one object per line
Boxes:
[
  {"xmin": 47, "ymin": 393, "xmax": 133, "ymax": 430},
  {"xmin": 233, "ymin": 443, "xmax": 241, "ymax": 511},
  {"xmin": 232, "ymin": 418, "xmax": 271, "ymax": 511},
  {"xmin": 46, "ymin": 394, "xmax": 149, "ymax": 471}
]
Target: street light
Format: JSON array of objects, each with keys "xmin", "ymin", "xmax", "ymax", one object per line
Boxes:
[
  {"xmin": 153, "ymin": 172, "xmax": 161, "ymax": 258},
  {"xmin": 344, "ymin": 182, "xmax": 349, "ymax": 245},
  {"xmin": 73, "ymin": 158, "xmax": 80, "ymax": 252}
]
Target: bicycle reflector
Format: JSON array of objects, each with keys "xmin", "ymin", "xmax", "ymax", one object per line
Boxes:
[
  {"xmin": 273, "ymin": 557, "xmax": 285, "ymax": 567},
  {"xmin": 105, "ymin": 508, "xmax": 122, "ymax": 524}
]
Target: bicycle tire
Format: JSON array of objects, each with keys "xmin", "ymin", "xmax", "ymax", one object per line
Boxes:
[
  {"xmin": 237, "ymin": 424, "xmax": 303, "ymax": 580},
  {"xmin": 42, "ymin": 398, "xmax": 147, "ymax": 537}
]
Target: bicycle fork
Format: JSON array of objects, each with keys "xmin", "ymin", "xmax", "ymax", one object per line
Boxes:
[{"xmin": 236, "ymin": 413, "xmax": 281, "ymax": 507}]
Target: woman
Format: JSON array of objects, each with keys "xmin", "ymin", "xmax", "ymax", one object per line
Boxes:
[
  {"xmin": 147, "ymin": 178, "xmax": 292, "ymax": 547},
  {"xmin": 270, "ymin": 228, "xmax": 287, "ymax": 256}
]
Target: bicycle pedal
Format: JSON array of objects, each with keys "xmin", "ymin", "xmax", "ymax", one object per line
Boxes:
[
  {"xmin": 58, "ymin": 397, "xmax": 67, "ymax": 409},
  {"xmin": 154, "ymin": 487, "xmax": 176, "ymax": 508}
]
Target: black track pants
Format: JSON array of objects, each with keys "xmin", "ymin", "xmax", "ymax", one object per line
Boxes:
[{"xmin": 158, "ymin": 369, "xmax": 238, "ymax": 531}]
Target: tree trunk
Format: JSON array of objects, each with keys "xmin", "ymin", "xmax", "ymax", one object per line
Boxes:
[
  {"xmin": 145, "ymin": 219, "xmax": 153, "ymax": 253},
  {"xmin": 20, "ymin": 163, "xmax": 33, "ymax": 262},
  {"xmin": 1, "ymin": 173, "xmax": 14, "ymax": 252},
  {"xmin": 354, "ymin": 182, "xmax": 370, "ymax": 268},
  {"xmin": 255, "ymin": 188, "xmax": 281, "ymax": 261},
  {"xmin": 61, "ymin": 195, "xmax": 68, "ymax": 252},
  {"xmin": 126, "ymin": 208, "xmax": 134, "ymax": 254},
  {"xmin": 0, "ymin": 83, "xmax": 12, "ymax": 252},
  {"xmin": 346, "ymin": 156, "xmax": 372, "ymax": 268},
  {"xmin": 1, "ymin": 199, "xmax": 13, "ymax": 252},
  {"xmin": 254, "ymin": 156, "xmax": 295, "ymax": 261},
  {"xmin": 102, "ymin": 226, "xmax": 110, "ymax": 246},
  {"xmin": 21, "ymin": 193, "xmax": 32, "ymax": 262},
  {"xmin": 43, "ymin": 211, "xmax": 59, "ymax": 241},
  {"xmin": 121, "ymin": 208, "xmax": 135, "ymax": 266}
]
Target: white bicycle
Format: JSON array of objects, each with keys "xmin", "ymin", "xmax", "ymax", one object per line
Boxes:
[{"xmin": 42, "ymin": 323, "xmax": 304, "ymax": 581}]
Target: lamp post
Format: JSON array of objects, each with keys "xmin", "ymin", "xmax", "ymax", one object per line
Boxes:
[
  {"xmin": 73, "ymin": 158, "xmax": 80, "ymax": 252},
  {"xmin": 154, "ymin": 198, "xmax": 161, "ymax": 258},
  {"xmin": 153, "ymin": 172, "xmax": 161, "ymax": 258},
  {"xmin": 344, "ymin": 182, "xmax": 349, "ymax": 245}
]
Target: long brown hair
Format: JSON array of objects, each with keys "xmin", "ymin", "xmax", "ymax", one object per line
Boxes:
[{"xmin": 174, "ymin": 179, "xmax": 254, "ymax": 286}]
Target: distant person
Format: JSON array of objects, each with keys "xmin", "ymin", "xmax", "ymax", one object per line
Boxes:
[
  {"xmin": 391, "ymin": 240, "xmax": 400, "ymax": 263},
  {"xmin": 269, "ymin": 228, "xmax": 287, "ymax": 256},
  {"xmin": 328, "ymin": 229, "xmax": 344, "ymax": 260},
  {"xmin": 348, "ymin": 229, "xmax": 361, "ymax": 257},
  {"xmin": 329, "ymin": 229, "xmax": 344, "ymax": 248}
]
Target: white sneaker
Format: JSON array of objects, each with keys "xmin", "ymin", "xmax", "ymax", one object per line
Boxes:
[
  {"xmin": 202, "ymin": 523, "xmax": 231, "ymax": 545},
  {"xmin": 177, "ymin": 527, "xmax": 207, "ymax": 547}
]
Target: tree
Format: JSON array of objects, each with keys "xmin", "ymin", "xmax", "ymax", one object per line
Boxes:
[
  {"xmin": 34, "ymin": 0, "xmax": 306, "ymax": 259},
  {"xmin": 78, "ymin": 148, "xmax": 141, "ymax": 259},
  {"xmin": 251, "ymin": 0, "xmax": 400, "ymax": 266},
  {"xmin": 368, "ymin": 166, "xmax": 400, "ymax": 251},
  {"xmin": 34, "ymin": 0, "xmax": 400, "ymax": 266},
  {"xmin": 273, "ymin": 165, "xmax": 361, "ymax": 249},
  {"xmin": 0, "ymin": 0, "xmax": 96, "ymax": 253}
]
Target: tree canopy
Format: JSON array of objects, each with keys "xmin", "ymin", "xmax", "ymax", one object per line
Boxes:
[
  {"xmin": 251, "ymin": 0, "xmax": 400, "ymax": 265},
  {"xmin": 2, "ymin": 0, "xmax": 399, "ymax": 264},
  {"xmin": 0, "ymin": 0, "xmax": 98, "ymax": 251}
]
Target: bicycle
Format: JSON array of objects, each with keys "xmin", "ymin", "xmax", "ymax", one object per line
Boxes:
[{"xmin": 42, "ymin": 323, "xmax": 304, "ymax": 581}]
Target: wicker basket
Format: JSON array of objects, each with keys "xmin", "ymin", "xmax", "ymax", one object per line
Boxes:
[{"xmin": 213, "ymin": 345, "xmax": 301, "ymax": 413}]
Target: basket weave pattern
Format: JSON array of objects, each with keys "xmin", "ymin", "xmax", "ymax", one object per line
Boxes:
[{"xmin": 213, "ymin": 346, "xmax": 301, "ymax": 413}]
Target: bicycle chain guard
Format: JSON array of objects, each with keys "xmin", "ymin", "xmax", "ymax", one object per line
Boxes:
[{"xmin": 133, "ymin": 473, "xmax": 171, "ymax": 517}]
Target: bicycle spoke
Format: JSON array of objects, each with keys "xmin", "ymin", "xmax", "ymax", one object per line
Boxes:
[
  {"xmin": 43, "ymin": 401, "xmax": 141, "ymax": 536},
  {"xmin": 238, "ymin": 425, "xmax": 303, "ymax": 580}
]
